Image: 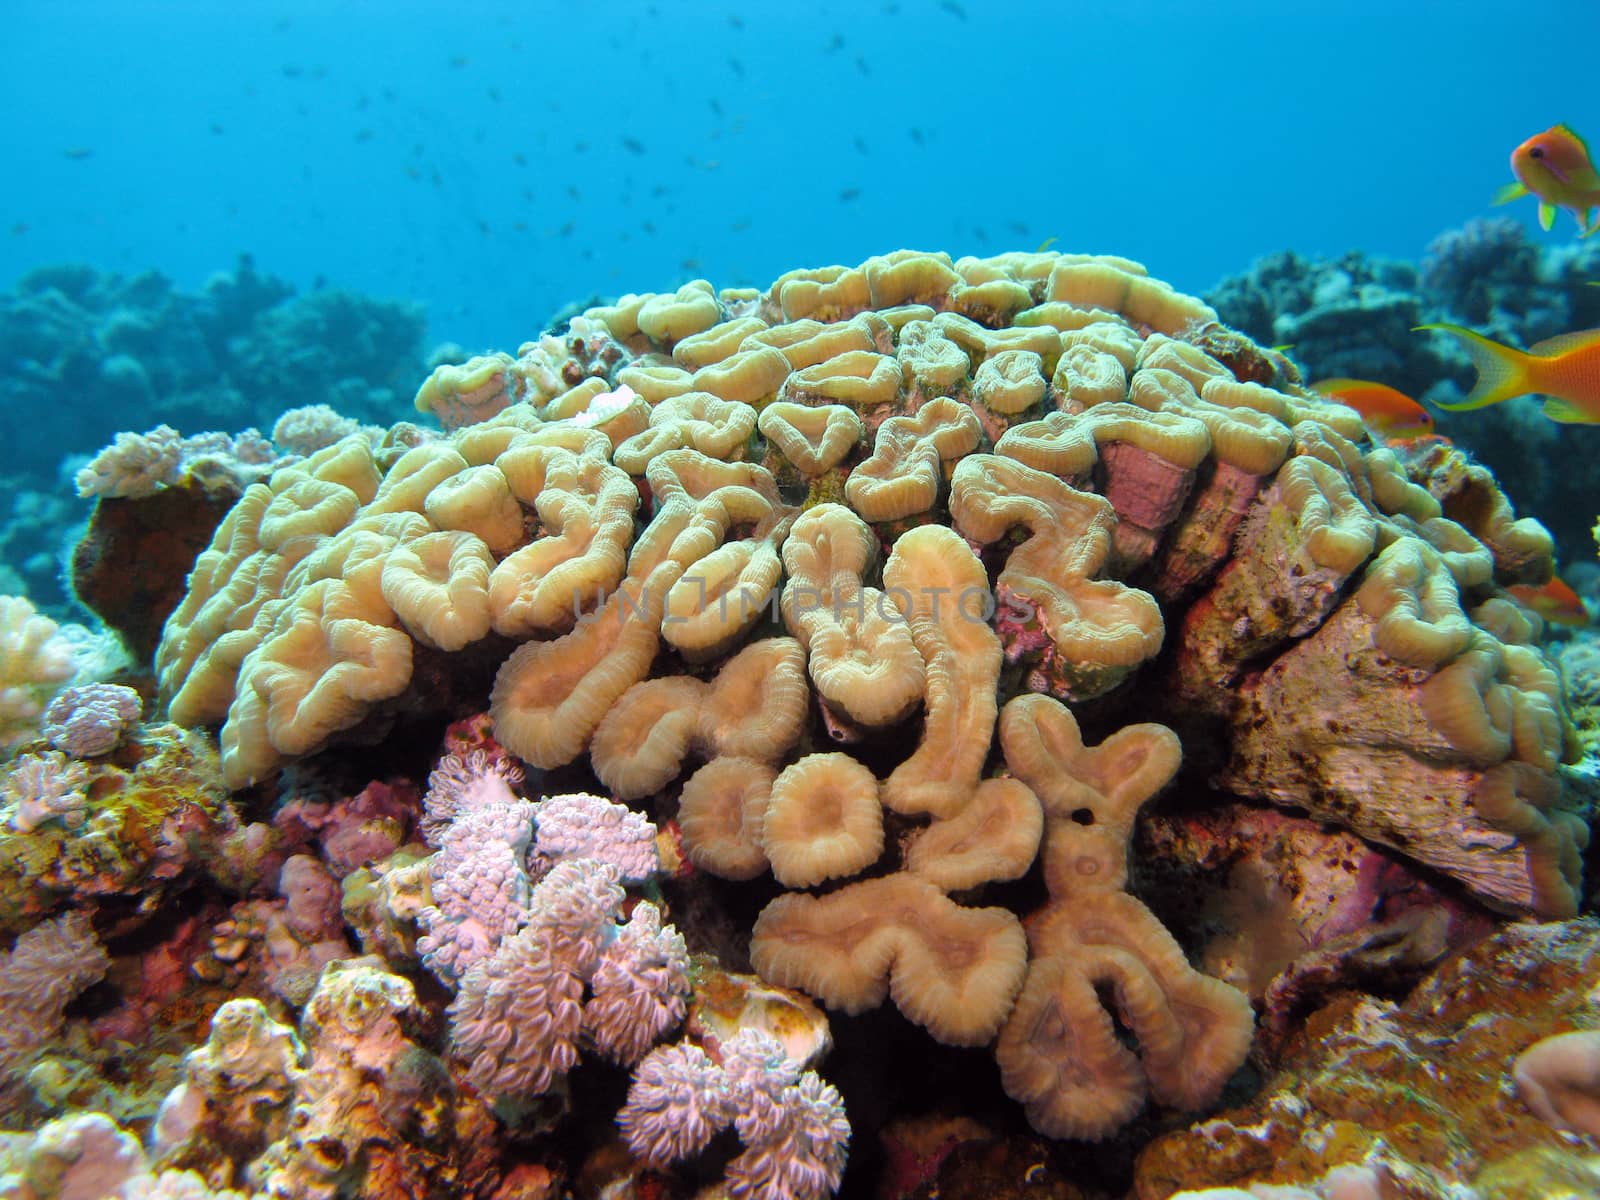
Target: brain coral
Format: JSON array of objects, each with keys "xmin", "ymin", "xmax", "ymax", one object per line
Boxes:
[{"xmin": 157, "ymin": 247, "xmax": 1587, "ymax": 1136}]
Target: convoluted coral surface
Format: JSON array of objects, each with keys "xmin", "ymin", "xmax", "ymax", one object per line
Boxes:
[{"xmin": 128, "ymin": 247, "xmax": 1595, "ymax": 1188}]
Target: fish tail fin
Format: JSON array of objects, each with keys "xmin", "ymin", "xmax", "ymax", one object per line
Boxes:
[
  {"xmin": 1414, "ymin": 323, "xmax": 1535, "ymax": 411},
  {"xmin": 1540, "ymin": 201, "xmax": 1558, "ymax": 230}
]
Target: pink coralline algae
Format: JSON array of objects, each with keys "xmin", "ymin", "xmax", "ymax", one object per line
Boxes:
[
  {"xmin": 619, "ymin": 1028, "xmax": 850, "ymax": 1200},
  {"xmin": 43, "ymin": 681, "xmax": 143, "ymax": 757}
]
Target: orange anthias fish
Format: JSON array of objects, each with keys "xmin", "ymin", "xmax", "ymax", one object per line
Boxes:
[
  {"xmin": 1494, "ymin": 124, "xmax": 1600, "ymax": 237},
  {"xmin": 1310, "ymin": 378, "xmax": 1436, "ymax": 440},
  {"xmin": 1508, "ymin": 576, "xmax": 1591, "ymax": 627},
  {"xmin": 1415, "ymin": 323, "xmax": 1600, "ymax": 423}
]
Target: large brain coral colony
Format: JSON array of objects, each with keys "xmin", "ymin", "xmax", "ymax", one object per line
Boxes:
[{"xmin": 33, "ymin": 245, "xmax": 1579, "ymax": 1194}]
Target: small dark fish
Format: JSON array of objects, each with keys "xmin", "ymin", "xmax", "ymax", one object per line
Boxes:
[
  {"xmin": 574, "ymin": 140, "xmax": 590, "ymax": 153},
  {"xmin": 449, "ymin": 55, "xmax": 469, "ymax": 68},
  {"xmin": 972, "ymin": 224, "xmax": 988, "ymax": 241},
  {"xmin": 566, "ymin": 185, "xmax": 581, "ymax": 201},
  {"xmin": 939, "ymin": 0, "xmax": 968, "ymax": 17},
  {"xmin": 681, "ymin": 258, "xmax": 702, "ymax": 271},
  {"xmin": 521, "ymin": 187, "xmax": 534, "ymax": 201},
  {"xmin": 280, "ymin": 63, "xmax": 302, "ymax": 78},
  {"xmin": 1006, "ymin": 220, "xmax": 1027, "ymax": 236},
  {"xmin": 728, "ymin": 13, "xmax": 743, "ymax": 28},
  {"xmin": 513, "ymin": 152, "xmax": 528, "ymax": 167},
  {"xmin": 643, "ymin": 221, "xmax": 657, "ymax": 234},
  {"xmin": 488, "ymin": 86, "xmax": 502, "ymax": 103},
  {"xmin": 824, "ymin": 33, "xmax": 845, "ymax": 52},
  {"xmin": 728, "ymin": 56, "xmax": 745, "ymax": 78},
  {"xmin": 839, "ymin": 187, "xmax": 861, "ymax": 202},
  {"xmin": 855, "ymin": 55, "xmax": 871, "ymax": 75},
  {"xmin": 651, "ymin": 184, "xmax": 670, "ymax": 198},
  {"xmin": 622, "ymin": 136, "xmax": 646, "ymax": 155},
  {"xmin": 882, "ymin": 2, "xmax": 900, "ymax": 11},
  {"xmin": 731, "ymin": 217, "xmax": 752, "ymax": 232},
  {"xmin": 355, "ymin": 128, "xmax": 374, "ymax": 142},
  {"xmin": 514, "ymin": 220, "xmax": 529, "ymax": 232},
  {"xmin": 853, "ymin": 136, "xmax": 868, "ymax": 155},
  {"xmin": 709, "ymin": 97, "xmax": 724, "ymax": 116},
  {"xmin": 404, "ymin": 165, "xmax": 422, "ymax": 181},
  {"xmin": 63, "ymin": 146, "xmax": 93, "ymax": 160},
  {"xmin": 11, "ymin": 223, "xmax": 28, "ymax": 236},
  {"xmin": 209, "ymin": 122, "xmax": 225, "ymax": 135},
  {"xmin": 560, "ymin": 221, "xmax": 575, "ymax": 237},
  {"xmin": 909, "ymin": 127, "xmax": 924, "ymax": 145},
  {"xmin": 477, "ymin": 219, "xmax": 491, "ymax": 236},
  {"xmin": 272, "ymin": 17, "xmax": 291, "ymax": 32}
]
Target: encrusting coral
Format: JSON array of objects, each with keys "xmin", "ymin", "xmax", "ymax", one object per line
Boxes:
[{"xmin": 143, "ymin": 246, "xmax": 1591, "ymax": 1160}]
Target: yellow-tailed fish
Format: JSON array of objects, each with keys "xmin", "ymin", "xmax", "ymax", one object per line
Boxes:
[{"xmin": 1415, "ymin": 323, "xmax": 1600, "ymax": 423}]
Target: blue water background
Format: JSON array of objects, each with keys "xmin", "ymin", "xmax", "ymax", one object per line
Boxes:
[{"xmin": 5, "ymin": 0, "xmax": 1598, "ymax": 353}]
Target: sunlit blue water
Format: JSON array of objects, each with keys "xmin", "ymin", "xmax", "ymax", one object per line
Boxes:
[{"xmin": 6, "ymin": 0, "xmax": 1597, "ymax": 351}]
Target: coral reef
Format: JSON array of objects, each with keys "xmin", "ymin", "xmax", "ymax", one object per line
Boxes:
[
  {"xmin": 4, "ymin": 244, "xmax": 1596, "ymax": 1200},
  {"xmin": 1135, "ymin": 919, "xmax": 1600, "ymax": 1198},
  {"xmin": 1, "ymin": 257, "xmax": 423, "ymax": 487},
  {"xmin": 0, "ymin": 721, "xmax": 245, "ymax": 933},
  {"xmin": 1207, "ymin": 220, "xmax": 1600, "ymax": 566},
  {"xmin": 0, "ymin": 256, "xmax": 426, "ymax": 611}
]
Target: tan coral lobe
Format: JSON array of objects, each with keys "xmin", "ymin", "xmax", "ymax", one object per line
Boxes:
[
  {"xmin": 149, "ymin": 243, "xmax": 1582, "ymax": 1154},
  {"xmin": 762, "ymin": 753, "xmax": 884, "ymax": 888}
]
